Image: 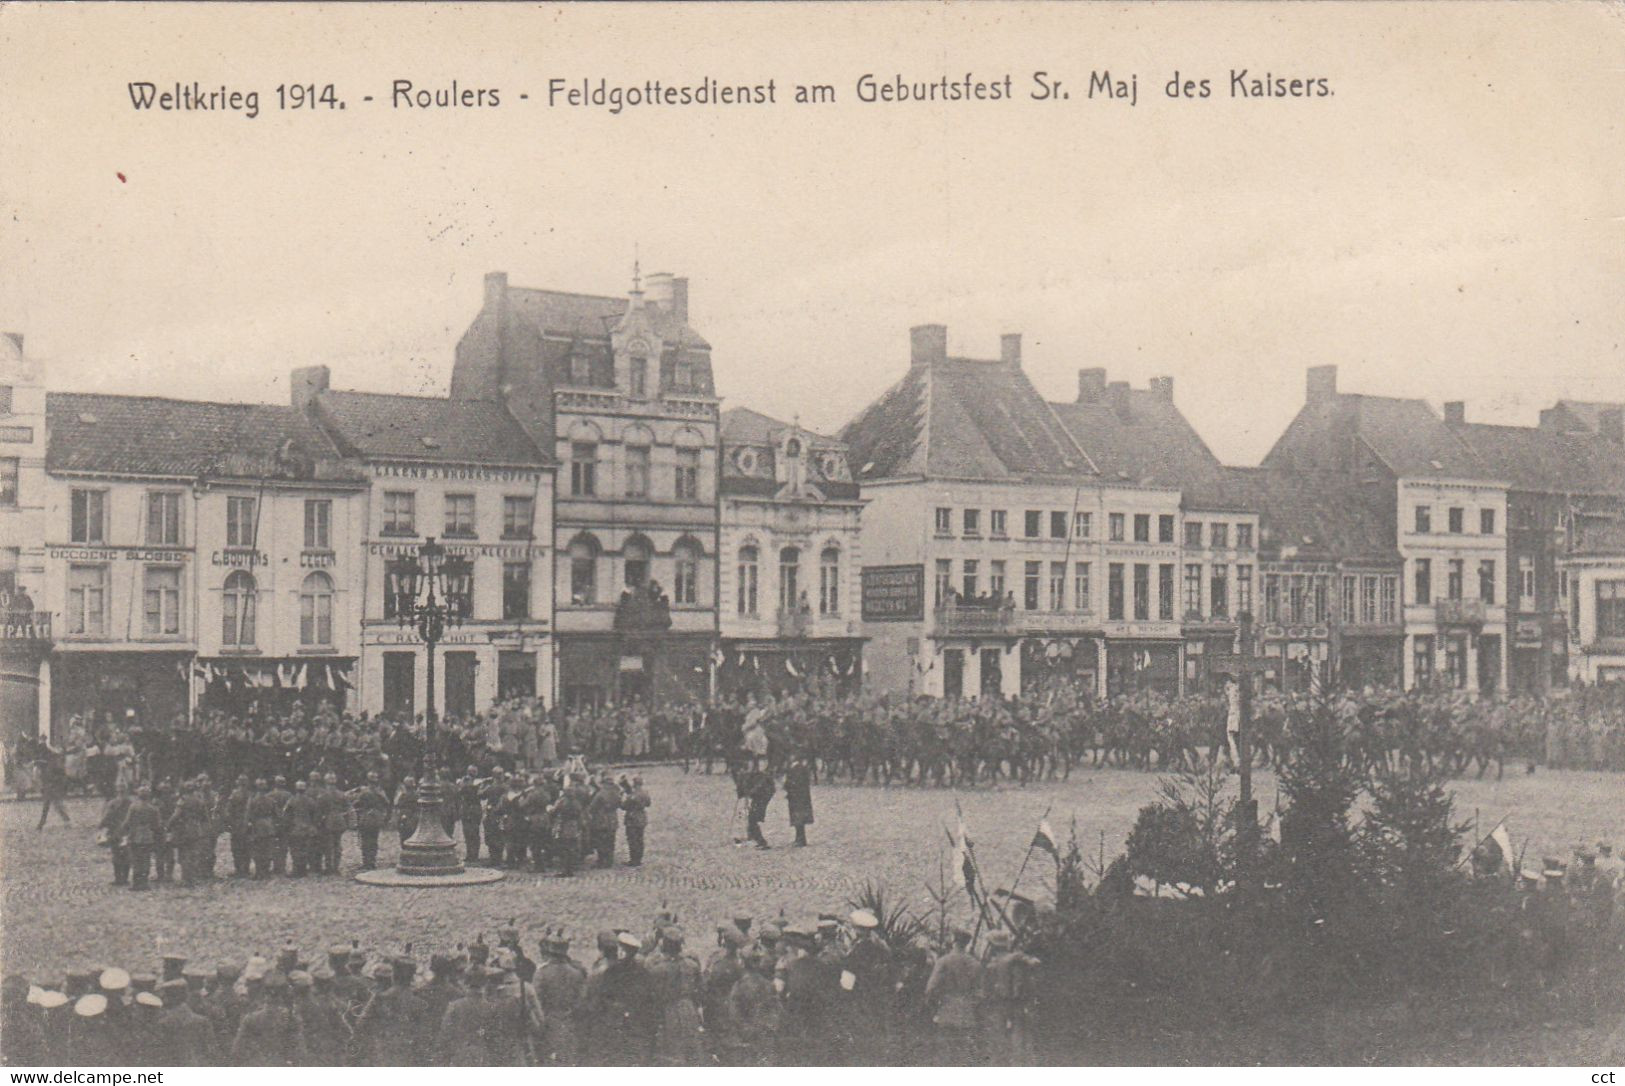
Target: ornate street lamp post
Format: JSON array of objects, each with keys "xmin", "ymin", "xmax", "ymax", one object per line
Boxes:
[{"xmin": 385, "ymin": 537, "xmax": 474, "ymax": 876}]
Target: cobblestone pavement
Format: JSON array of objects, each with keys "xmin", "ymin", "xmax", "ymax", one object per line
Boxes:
[{"xmin": 3, "ymin": 765, "xmax": 1621, "ymax": 977}]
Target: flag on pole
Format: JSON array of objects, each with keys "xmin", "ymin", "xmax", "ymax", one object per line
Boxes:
[
  {"xmin": 1031, "ymin": 819, "xmax": 1060, "ymax": 859},
  {"xmin": 951, "ymin": 813, "xmax": 976, "ymax": 896},
  {"xmin": 1490, "ymin": 822, "xmax": 1516, "ymax": 871}
]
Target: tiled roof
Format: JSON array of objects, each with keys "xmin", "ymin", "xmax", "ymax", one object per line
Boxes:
[
  {"xmin": 312, "ymin": 390, "xmax": 548, "ymax": 466},
  {"xmin": 46, "ymin": 393, "xmax": 361, "ymax": 482},
  {"xmin": 1549, "ymin": 400, "xmax": 1624, "ymax": 434},
  {"xmin": 842, "ymin": 358, "xmax": 1090, "ymax": 483},
  {"xmin": 507, "ymin": 287, "xmax": 710, "ymax": 350},
  {"xmin": 1349, "ymin": 396, "xmax": 1492, "ymax": 480},
  {"xmin": 1052, "ymin": 390, "xmax": 1233, "ymax": 504},
  {"xmin": 1224, "ymin": 467, "xmax": 1400, "ymax": 564},
  {"xmin": 1447, "ymin": 421, "xmax": 1625, "ymax": 497}
]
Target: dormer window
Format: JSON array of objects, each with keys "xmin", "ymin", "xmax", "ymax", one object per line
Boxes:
[
  {"xmin": 629, "ymin": 355, "xmax": 648, "ymax": 397},
  {"xmin": 568, "ymin": 351, "xmax": 593, "ymax": 386}
]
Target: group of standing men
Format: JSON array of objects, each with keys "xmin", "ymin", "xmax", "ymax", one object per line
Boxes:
[{"xmin": 92, "ymin": 764, "xmax": 653, "ymax": 887}]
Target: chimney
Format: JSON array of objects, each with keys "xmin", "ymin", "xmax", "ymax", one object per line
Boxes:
[
  {"xmin": 1107, "ymin": 380, "xmax": 1132, "ymax": 420},
  {"xmin": 3, "ymin": 332, "xmax": 22, "ymax": 354},
  {"xmin": 1000, "ymin": 333, "xmax": 1022, "ymax": 368},
  {"xmin": 1600, "ymin": 407, "xmax": 1624, "ymax": 444},
  {"xmin": 643, "ymin": 272, "xmax": 689, "ymax": 323},
  {"xmin": 1077, "ymin": 367, "xmax": 1107, "ymax": 404},
  {"xmin": 1149, "ymin": 376, "xmax": 1174, "ymax": 403},
  {"xmin": 1443, "ymin": 401, "xmax": 1465, "ymax": 425},
  {"xmin": 290, "ymin": 365, "xmax": 330, "ymax": 413},
  {"xmin": 1306, "ymin": 364, "xmax": 1338, "ymax": 406},
  {"xmin": 910, "ymin": 324, "xmax": 947, "ymax": 368},
  {"xmin": 483, "ymin": 271, "xmax": 508, "ymax": 310}
]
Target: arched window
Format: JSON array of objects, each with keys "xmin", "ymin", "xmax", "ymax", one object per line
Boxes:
[
  {"xmin": 569, "ymin": 535, "xmax": 600, "ymax": 605},
  {"xmin": 737, "ymin": 544, "xmax": 759, "ymax": 616},
  {"xmin": 222, "ymin": 571, "xmax": 256, "ymax": 647},
  {"xmin": 673, "ymin": 540, "xmax": 701, "ymax": 605},
  {"xmin": 779, "ymin": 546, "xmax": 802, "ymax": 613},
  {"xmin": 300, "ymin": 572, "xmax": 334, "ymax": 647},
  {"xmin": 820, "ymin": 545, "xmax": 841, "ymax": 616},
  {"xmin": 624, "ymin": 537, "xmax": 652, "ymax": 590}
]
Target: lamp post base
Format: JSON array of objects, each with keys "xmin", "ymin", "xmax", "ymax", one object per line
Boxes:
[{"xmin": 358, "ymin": 774, "xmax": 507, "ymax": 884}]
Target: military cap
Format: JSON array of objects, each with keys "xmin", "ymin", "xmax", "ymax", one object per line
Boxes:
[
  {"xmin": 659, "ymin": 926, "xmax": 686, "ymax": 947},
  {"xmin": 849, "ymin": 909, "xmax": 880, "ymax": 930},
  {"xmin": 36, "ymin": 990, "xmax": 70, "ymax": 1011},
  {"xmin": 294, "ymin": 779, "xmax": 309, "ymax": 791},
  {"xmin": 540, "ymin": 934, "xmax": 570, "ymax": 955},
  {"xmin": 732, "ymin": 916, "xmax": 753, "ymax": 934},
  {"xmin": 391, "ymin": 957, "xmax": 417, "ymax": 982},
  {"xmin": 215, "ymin": 962, "xmax": 241, "ymax": 981},
  {"xmin": 160, "ymin": 954, "xmax": 188, "ymax": 978},
  {"xmin": 261, "ymin": 972, "xmax": 289, "ymax": 993},
  {"xmin": 780, "ymin": 924, "xmax": 814, "ymax": 944},
  {"xmin": 817, "ymin": 916, "xmax": 840, "ymax": 933},
  {"xmin": 310, "ymin": 964, "xmax": 335, "ymax": 984},
  {"xmin": 134, "ymin": 992, "xmax": 163, "ymax": 1009},
  {"xmin": 182, "ymin": 967, "xmax": 210, "ymax": 986},
  {"xmin": 428, "ymin": 953, "xmax": 458, "ymax": 974},
  {"xmin": 277, "ymin": 945, "xmax": 301, "ymax": 972},
  {"xmin": 157, "ymin": 980, "xmax": 188, "ymax": 1006},
  {"xmin": 1542, "ymin": 858, "xmax": 1566, "ymax": 878},
  {"xmin": 25, "ymin": 985, "xmax": 46, "ymax": 1005},
  {"xmin": 369, "ymin": 962, "xmax": 394, "ymax": 981},
  {"xmin": 98, "ymin": 968, "xmax": 131, "ymax": 993},
  {"xmin": 65, "ymin": 971, "xmax": 95, "ymax": 997},
  {"xmin": 288, "ymin": 971, "xmax": 313, "ymax": 991},
  {"xmin": 130, "ymin": 972, "xmax": 158, "ymax": 993},
  {"xmin": 74, "ymin": 993, "xmax": 108, "ymax": 1018},
  {"xmin": 616, "ymin": 932, "xmax": 643, "ymax": 951},
  {"xmin": 274, "ymin": 775, "xmax": 287, "ymax": 785},
  {"xmin": 718, "ymin": 926, "xmax": 748, "ymax": 949}
]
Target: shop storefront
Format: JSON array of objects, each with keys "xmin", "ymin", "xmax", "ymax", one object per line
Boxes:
[
  {"xmin": 1337, "ymin": 633, "xmax": 1403, "ymax": 690},
  {"xmin": 717, "ymin": 639, "xmax": 862, "ymax": 698},
  {"xmin": 1019, "ymin": 636, "xmax": 1099, "ymax": 697},
  {"xmin": 1105, "ymin": 639, "xmax": 1180, "ymax": 697},
  {"xmin": 50, "ymin": 650, "xmax": 191, "ymax": 736},
  {"xmin": 557, "ymin": 632, "xmax": 712, "ymax": 710},
  {"xmin": 194, "ymin": 657, "xmax": 355, "ymax": 718}
]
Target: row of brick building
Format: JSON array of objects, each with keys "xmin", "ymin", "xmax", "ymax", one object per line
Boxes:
[{"xmin": 2, "ymin": 275, "xmax": 1623, "ymax": 737}]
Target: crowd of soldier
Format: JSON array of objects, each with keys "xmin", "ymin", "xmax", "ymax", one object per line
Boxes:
[
  {"xmin": 91, "ymin": 766, "xmax": 654, "ymax": 887},
  {"xmin": 0, "ymin": 909, "xmax": 1043, "ymax": 1067}
]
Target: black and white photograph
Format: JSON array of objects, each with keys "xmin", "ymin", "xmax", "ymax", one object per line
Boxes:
[{"xmin": 1, "ymin": 1, "xmax": 1622, "ymax": 1072}]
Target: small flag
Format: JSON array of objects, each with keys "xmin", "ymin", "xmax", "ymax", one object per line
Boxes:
[
  {"xmin": 1032, "ymin": 819, "xmax": 1059, "ymax": 859},
  {"xmin": 1490, "ymin": 823, "xmax": 1516, "ymax": 871}
]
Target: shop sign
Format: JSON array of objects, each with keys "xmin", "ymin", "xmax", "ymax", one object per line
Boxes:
[
  {"xmin": 212, "ymin": 550, "xmax": 268, "ymax": 568},
  {"xmin": 47, "ymin": 544, "xmax": 190, "ymax": 563},
  {"xmin": 367, "ymin": 541, "xmax": 546, "ymax": 559},
  {"xmin": 300, "ymin": 551, "xmax": 336, "ymax": 569}
]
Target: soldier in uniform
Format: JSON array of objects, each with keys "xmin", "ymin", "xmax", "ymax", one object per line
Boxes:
[
  {"xmin": 587, "ymin": 772, "xmax": 622, "ymax": 868},
  {"xmin": 979, "ymin": 929, "xmax": 1040, "ymax": 1064},
  {"xmin": 120, "ymin": 785, "xmax": 161, "ymax": 890},
  {"xmin": 99, "ymin": 781, "xmax": 133, "ymax": 886},
  {"xmin": 152, "ymin": 780, "xmax": 177, "ymax": 883},
  {"xmin": 701, "ymin": 924, "xmax": 746, "ymax": 1059},
  {"xmin": 923, "ymin": 928, "xmax": 984, "ymax": 1064},
  {"xmin": 530, "ymin": 933, "xmax": 586, "ymax": 1065},
  {"xmin": 480, "ymin": 769, "xmax": 508, "ymax": 865},
  {"xmin": 231, "ymin": 971, "xmax": 307, "ymax": 1066},
  {"xmin": 1, "ymin": 975, "xmax": 47, "ymax": 1066},
  {"xmin": 550, "ymin": 773, "xmax": 590, "ymax": 878},
  {"xmin": 223, "ymin": 775, "xmax": 253, "ymax": 877},
  {"xmin": 456, "ymin": 767, "xmax": 483, "ymax": 863},
  {"xmin": 416, "ymin": 954, "xmax": 465, "ymax": 1066},
  {"xmin": 784, "ymin": 756, "xmax": 814, "ymax": 847},
  {"xmin": 320, "ymin": 771, "xmax": 348, "ymax": 874},
  {"xmin": 267, "ymin": 775, "xmax": 293, "ymax": 875},
  {"xmin": 646, "ymin": 927, "xmax": 705, "ymax": 1065},
  {"xmin": 841, "ymin": 909, "xmax": 893, "ymax": 1065},
  {"xmin": 745, "ymin": 768, "xmax": 775, "ymax": 850},
  {"xmin": 67, "ymin": 994, "xmax": 117, "ymax": 1065},
  {"xmin": 582, "ymin": 932, "xmax": 655, "ymax": 1065},
  {"xmin": 245, "ymin": 779, "xmax": 281, "ymax": 879},
  {"xmin": 351, "ymin": 772, "xmax": 390, "ymax": 870},
  {"xmin": 351, "ymin": 961, "xmax": 400, "ymax": 1066},
  {"xmin": 168, "ymin": 780, "xmax": 212, "ymax": 885},
  {"xmin": 621, "ymin": 775, "xmax": 651, "ymax": 866},
  {"xmin": 205, "ymin": 963, "xmax": 246, "ymax": 1046},
  {"xmin": 725, "ymin": 945, "xmax": 781, "ymax": 1066},
  {"xmin": 157, "ymin": 978, "xmax": 212, "ymax": 1065},
  {"xmin": 776, "ymin": 925, "xmax": 833, "ymax": 1065},
  {"xmin": 283, "ymin": 779, "xmax": 320, "ymax": 877},
  {"xmin": 394, "ymin": 776, "xmax": 419, "ymax": 845},
  {"xmin": 435, "ymin": 965, "xmax": 491, "ymax": 1067}
]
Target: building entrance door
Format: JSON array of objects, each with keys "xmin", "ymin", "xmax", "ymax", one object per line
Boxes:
[
  {"xmin": 443, "ymin": 651, "xmax": 478, "ymax": 720},
  {"xmin": 383, "ymin": 652, "xmax": 414, "ymax": 720}
]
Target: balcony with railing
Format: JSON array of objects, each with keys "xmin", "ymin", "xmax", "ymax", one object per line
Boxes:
[
  {"xmin": 934, "ymin": 600, "xmax": 1017, "ymax": 637},
  {"xmin": 1436, "ymin": 598, "xmax": 1489, "ymax": 626},
  {"xmin": 1, "ymin": 610, "xmax": 52, "ymax": 645},
  {"xmin": 613, "ymin": 587, "xmax": 673, "ymax": 632}
]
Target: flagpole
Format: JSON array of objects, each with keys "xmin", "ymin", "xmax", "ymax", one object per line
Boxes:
[{"xmin": 998, "ymin": 803, "xmax": 1054, "ymax": 934}]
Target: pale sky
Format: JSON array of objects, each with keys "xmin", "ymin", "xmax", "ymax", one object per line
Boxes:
[{"xmin": 3, "ymin": 2, "xmax": 1622, "ymax": 465}]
